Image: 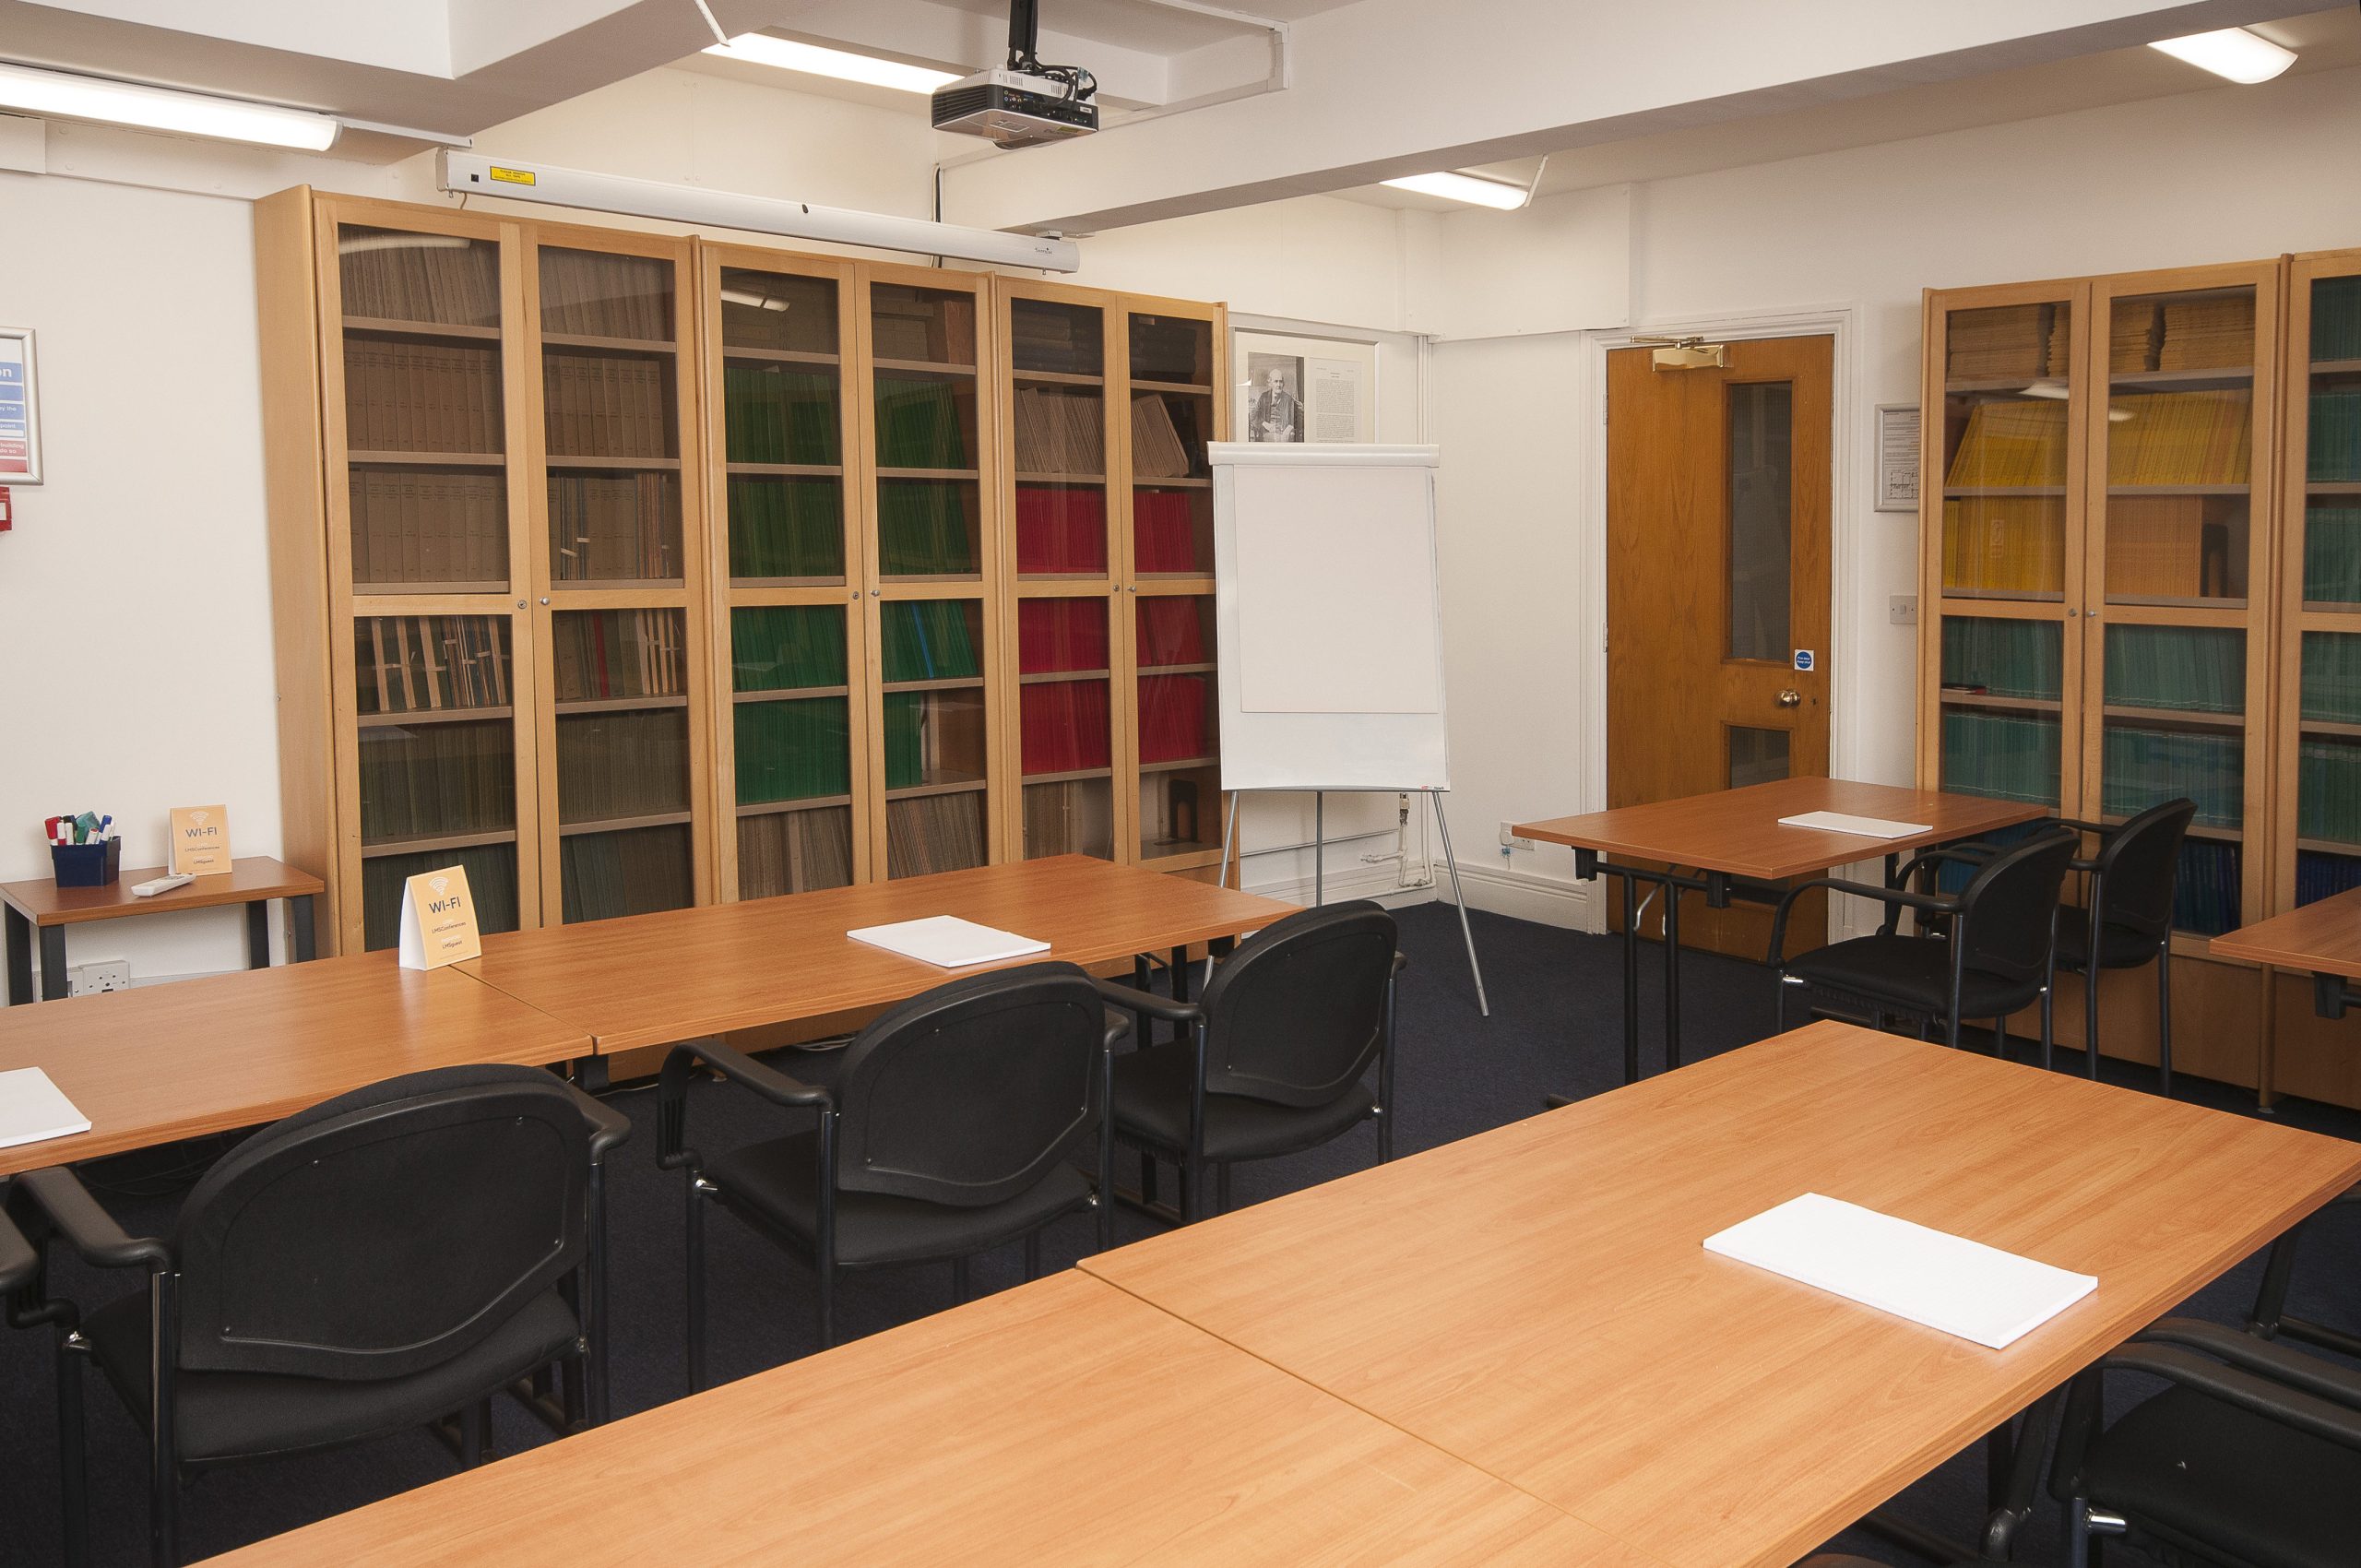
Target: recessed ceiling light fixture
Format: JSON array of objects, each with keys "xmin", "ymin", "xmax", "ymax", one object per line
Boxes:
[
  {"xmin": 704, "ymin": 33, "xmax": 961, "ymax": 95},
  {"xmin": 1380, "ymin": 170, "xmax": 1530, "ymax": 210},
  {"xmin": 2148, "ymin": 28, "xmax": 2297, "ymax": 84},
  {"xmin": 0, "ymin": 60, "xmax": 339, "ymax": 149}
]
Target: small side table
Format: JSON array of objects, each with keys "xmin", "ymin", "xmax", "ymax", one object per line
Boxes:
[{"xmin": 2, "ymin": 856, "xmax": 325, "ymax": 1004}]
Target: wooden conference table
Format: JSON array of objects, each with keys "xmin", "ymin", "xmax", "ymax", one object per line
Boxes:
[
  {"xmin": 0, "ymin": 856, "xmax": 1289, "ymax": 1176},
  {"xmin": 1082, "ymin": 1020, "xmax": 2361, "ymax": 1568},
  {"xmin": 2213, "ymin": 883, "xmax": 2361, "ymax": 1019},
  {"xmin": 200, "ymin": 1271, "xmax": 1655, "ymax": 1568},
  {"xmin": 457, "ymin": 854, "xmax": 1287, "ymax": 1063},
  {"xmin": 0, "ymin": 952, "xmax": 591, "ymax": 1179},
  {"xmin": 1514, "ymin": 778, "xmax": 2046, "ymax": 1086}
]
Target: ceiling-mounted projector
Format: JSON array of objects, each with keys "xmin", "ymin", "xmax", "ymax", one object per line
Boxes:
[{"xmin": 932, "ymin": 0, "xmax": 1097, "ymax": 148}]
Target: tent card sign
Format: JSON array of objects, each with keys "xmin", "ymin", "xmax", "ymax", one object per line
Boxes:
[
  {"xmin": 168, "ymin": 805, "xmax": 232, "ymax": 876},
  {"xmin": 398, "ymin": 865, "xmax": 482, "ymax": 970}
]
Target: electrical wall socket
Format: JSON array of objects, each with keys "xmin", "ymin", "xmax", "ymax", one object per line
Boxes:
[
  {"xmin": 1890, "ymin": 595, "xmax": 1918, "ymax": 626},
  {"xmin": 69, "ymin": 959, "xmax": 131, "ymax": 997},
  {"xmin": 1499, "ymin": 821, "xmax": 1536, "ymax": 851}
]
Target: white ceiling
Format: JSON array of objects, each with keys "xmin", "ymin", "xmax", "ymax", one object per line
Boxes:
[
  {"xmin": 1341, "ymin": 6, "xmax": 2361, "ymax": 212},
  {"xmin": 0, "ymin": 0, "xmax": 2343, "ymax": 220}
]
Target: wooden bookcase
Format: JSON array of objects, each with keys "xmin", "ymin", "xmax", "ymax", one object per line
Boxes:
[
  {"xmin": 258, "ymin": 188, "xmax": 1230, "ymax": 955},
  {"xmin": 1917, "ymin": 260, "xmax": 2288, "ymax": 1097}
]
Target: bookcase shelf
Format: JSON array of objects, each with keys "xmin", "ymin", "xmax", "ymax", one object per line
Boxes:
[
  {"xmin": 264, "ymin": 190, "xmax": 1233, "ymax": 951},
  {"xmin": 2111, "ymin": 367, "xmax": 2253, "ymax": 388}
]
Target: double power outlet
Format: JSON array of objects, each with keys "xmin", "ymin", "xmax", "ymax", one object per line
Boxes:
[{"xmin": 67, "ymin": 959, "xmax": 131, "ymax": 997}]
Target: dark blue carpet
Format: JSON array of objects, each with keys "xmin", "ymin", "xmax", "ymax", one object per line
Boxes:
[{"xmin": 0, "ymin": 901, "xmax": 2353, "ymax": 1565}]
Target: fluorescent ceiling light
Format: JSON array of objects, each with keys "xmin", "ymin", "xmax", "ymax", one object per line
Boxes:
[
  {"xmin": 705, "ymin": 33, "xmax": 960, "ymax": 94},
  {"xmin": 719, "ymin": 288, "xmax": 791, "ymax": 312},
  {"xmin": 0, "ymin": 60, "xmax": 338, "ymax": 149},
  {"xmin": 1380, "ymin": 171, "xmax": 1529, "ymax": 210},
  {"xmin": 2148, "ymin": 28, "xmax": 2296, "ymax": 84}
]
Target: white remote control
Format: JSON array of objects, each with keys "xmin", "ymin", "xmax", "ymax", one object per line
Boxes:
[{"xmin": 131, "ymin": 873, "xmax": 196, "ymax": 898}]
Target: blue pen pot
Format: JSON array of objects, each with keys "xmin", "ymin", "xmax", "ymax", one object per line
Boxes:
[{"xmin": 52, "ymin": 841, "xmax": 122, "ymax": 888}]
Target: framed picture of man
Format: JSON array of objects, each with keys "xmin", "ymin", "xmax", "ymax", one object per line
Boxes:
[{"xmin": 1232, "ymin": 327, "xmax": 1378, "ymax": 444}]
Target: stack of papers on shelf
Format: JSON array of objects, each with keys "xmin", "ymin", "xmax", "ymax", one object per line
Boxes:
[
  {"xmin": 1703, "ymin": 1193, "xmax": 2097, "ymax": 1349},
  {"xmin": 848, "ymin": 915, "xmax": 1050, "ymax": 968},
  {"xmin": 1776, "ymin": 810, "xmax": 1932, "ymax": 839},
  {"xmin": 0, "ymin": 1067, "xmax": 91, "ymax": 1152}
]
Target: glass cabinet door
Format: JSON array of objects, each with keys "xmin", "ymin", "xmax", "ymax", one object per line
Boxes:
[
  {"xmin": 1005, "ymin": 286, "xmax": 1118, "ymax": 860},
  {"xmin": 707, "ymin": 250, "xmax": 865, "ymax": 898},
  {"xmin": 1926, "ymin": 290, "xmax": 2082, "ymax": 823},
  {"xmin": 864, "ymin": 267, "xmax": 997, "ymax": 877},
  {"xmin": 2086, "ymin": 269, "xmax": 2276, "ymax": 938},
  {"xmin": 2284, "ymin": 256, "xmax": 2361, "ymax": 909},
  {"xmin": 533, "ymin": 239, "xmax": 707, "ymax": 921}
]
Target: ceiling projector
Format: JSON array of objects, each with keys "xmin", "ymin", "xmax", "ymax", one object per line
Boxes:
[{"xmin": 931, "ymin": 0, "xmax": 1097, "ymax": 148}]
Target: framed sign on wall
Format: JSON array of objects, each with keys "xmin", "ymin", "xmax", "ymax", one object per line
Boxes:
[
  {"xmin": 0, "ymin": 328, "xmax": 42, "ymax": 484},
  {"xmin": 1232, "ymin": 327, "xmax": 1378, "ymax": 445}
]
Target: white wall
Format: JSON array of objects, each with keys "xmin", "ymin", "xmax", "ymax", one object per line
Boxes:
[
  {"xmin": 0, "ymin": 173, "xmax": 287, "ymax": 984},
  {"xmin": 1438, "ymin": 60, "xmax": 2361, "ymax": 927}
]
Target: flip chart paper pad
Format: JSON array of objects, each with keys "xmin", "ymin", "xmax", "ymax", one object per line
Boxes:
[
  {"xmin": 1776, "ymin": 811, "xmax": 1933, "ymax": 839},
  {"xmin": 1703, "ymin": 1193, "xmax": 2096, "ymax": 1349},
  {"xmin": 848, "ymin": 916, "xmax": 1050, "ymax": 968},
  {"xmin": 1231, "ymin": 461, "xmax": 1442, "ymax": 716},
  {"xmin": 0, "ymin": 1067, "xmax": 91, "ymax": 1152}
]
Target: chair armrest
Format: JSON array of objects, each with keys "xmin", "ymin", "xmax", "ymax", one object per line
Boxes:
[
  {"xmin": 564, "ymin": 1082, "xmax": 633, "ymax": 1161},
  {"xmin": 2138, "ymin": 1317, "xmax": 2361, "ymax": 1411},
  {"xmin": 1769, "ymin": 877, "xmax": 1958, "ymax": 966},
  {"xmin": 13, "ymin": 1168, "xmax": 169, "ymax": 1272},
  {"xmin": 0, "ymin": 1206, "xmax": 33, "ymax": 1298},
  {"xmin": 2053, "ymin": 815, "xmax": 2109, "ymax": 837},
  {"xmin": 1393, "ymin": 951, "xmax": 1410, "ymax": 976},
  {"xmin": 1092, "ymin": 976, "xmax": 1203, "ymax": 1025},
  {"xmin": 1101, "ymin": 1008, "xmax": 1134, "ymax": 1050},
  {"xmin": 2104, "ymin": 1342, "xmax": 2361, "ymax": 1449},
  {"xmin": 658, "ymin": 1039, "xmax": 830, "ymax": 1170}
]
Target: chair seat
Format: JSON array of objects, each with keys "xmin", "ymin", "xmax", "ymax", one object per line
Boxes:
[
  {"xmin": 2082, "ymin": 1384, "xmax": 2361, "ymax": 1568},
  {"xmin": 706, "ymin": 1132, "xmax": 1094, "ymax": 1268},
  {"xmin": 1784, "ymin": 933, "xmax": 2041, "ymax": 1020},
  {"xmin": 2055, "ymin": 914, "xmax": 2164, "ymax": 974},
  {"xmin": 81, "ymin": 1286, "xmax": 579, "ymax": 1465},
  {"xmin": 1111, "ymin": 1040, "xmax": 1376, "ymax": 1164}
]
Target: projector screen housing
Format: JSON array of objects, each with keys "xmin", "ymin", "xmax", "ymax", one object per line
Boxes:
[{"xmin": 437, "ymin": 152, "xmax": 1080, "ymax": 272}]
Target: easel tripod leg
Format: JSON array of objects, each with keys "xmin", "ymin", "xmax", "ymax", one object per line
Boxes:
[{"xmin": 1426, "ymin": 791, "xmax": 1488, "ymax": 1016}]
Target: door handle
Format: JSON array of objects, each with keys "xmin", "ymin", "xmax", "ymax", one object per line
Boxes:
[{"xmin": 1775, "ymin": 689, "xmax": 1801, "ymax": 707}]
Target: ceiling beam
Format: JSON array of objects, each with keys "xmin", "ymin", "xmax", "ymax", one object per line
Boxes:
[{"xmin": 937, "ymin": 0, "xmax": 2296, "ymax": 232}]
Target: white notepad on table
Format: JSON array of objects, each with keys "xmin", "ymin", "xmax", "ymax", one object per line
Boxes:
[
  {"xmin": 1703, "ymin": 1193, "xmax": 2096, "ymax": 1349},
  {"xmin": 1776, "ymin": 810, "xmax": 1932, "ymax": 839},
  {"xmin": 0, "ymin": 1067, "xmax": 91, "ymax": 1153},
  {"xmin": 848, "ymin": 915, "xmax": 1050, "ymax": 968}
]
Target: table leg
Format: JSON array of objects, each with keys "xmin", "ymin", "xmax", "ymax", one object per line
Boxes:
[
  {"xmin": 1621, "ymin": 871, "xmax": 1642, "ymax": 1086},
  {"xmin": 1169, "ymin": 945, "xmax": 1192, "ymax": 1007},
  {"xmin": 290, "ymin": 895, "xmax": 318, "ymax": 962},
  {"xmin": 4, "ymin": 908, "xmax": 30, "ymax": 1006},
  {"xmin": 572, "ymin": 1055, "xmax": 611, "ymax": 1095},
  {"xmin": 38, "ymin": 927, "xmax": 68, "ymax": 1001},
  {"xmin": 245, "ymin": 900, "xmax": 271, "ymax": 969},
  {"xmin": 1662, "ymin": 876, "xmax": 1682, "ymax": 1073}
]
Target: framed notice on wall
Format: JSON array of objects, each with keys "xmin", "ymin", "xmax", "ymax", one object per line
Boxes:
[
  {"xmin": 1233, "ymin": 328, "xmax": 1378, "ymax": 445},
  {"xmin": 1875, "ymin": 402, "xmax": 1919, "ymax": 512},
  {"xmin": 0, "ymin": 328, "xmax": 42, "ymax": 484}
]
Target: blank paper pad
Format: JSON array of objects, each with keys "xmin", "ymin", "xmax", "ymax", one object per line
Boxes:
[
  {"xmin": 1703, "ymin": 1193, "xmax": 2096, "ymax": 1349},
  {"xmin": 0, "ymin": 1066, "xmax": 91, "ymax": 1152},
  {"xmin": 1776, "ymin": 810, "xmax": 1933, "ymax": 839},
  {"xmin": 848, "ymin": 915, "xmax": 1050, "ymax": 968}
]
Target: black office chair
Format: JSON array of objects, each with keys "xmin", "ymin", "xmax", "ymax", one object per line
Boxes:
[
  {"xmin": 2050, "ymin": 1317, "xmax": 2361, "ymax": 1567},
  {"xmin": 1097, "ymin": 901, "xmax": 1402, "ymax": 1224},
  {"xmin": 16, "ymin": 1064, "xmax": 628, "ymax": 1568},
  {"xmin": 660, "ymin": 961, "xmax": 1121, "ymax": 1384},
  {"xmin": 2048, "ymin": 799, "xmax": 2195, "ymax": 1093},
  {"xmin": 1769, "ymin": 829, "xmax": 2078, "ymax": 1056}
]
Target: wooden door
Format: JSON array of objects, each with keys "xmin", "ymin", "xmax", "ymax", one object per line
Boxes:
[{"xmin": 1606, "ymin": 334, "xmax": 1833, "ymax": 956}]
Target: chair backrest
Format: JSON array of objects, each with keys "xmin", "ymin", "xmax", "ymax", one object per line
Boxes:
[
  {"xmin": 831, "ymin": 962, "xmax": 1104, "ymax": 1207},
  {"xmin": 2091, "ymin": 797, "xmax": 2197, "ymax": 944},
  {"xmin": 171, "ymin": 1063, "xmax": 594, "ymax": 1381},
  {"xmin": 1954, "ymin": 828, "xmax": 2080, "ymax": 988},
  {"xmin": 1197, "ymin": 901, "xmax": 1396, "ymax": 1108}
]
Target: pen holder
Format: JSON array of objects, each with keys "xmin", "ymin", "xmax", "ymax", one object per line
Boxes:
[{"xmin": 52, "ymin": 840, "xmax": 122, "ymax": 888}]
